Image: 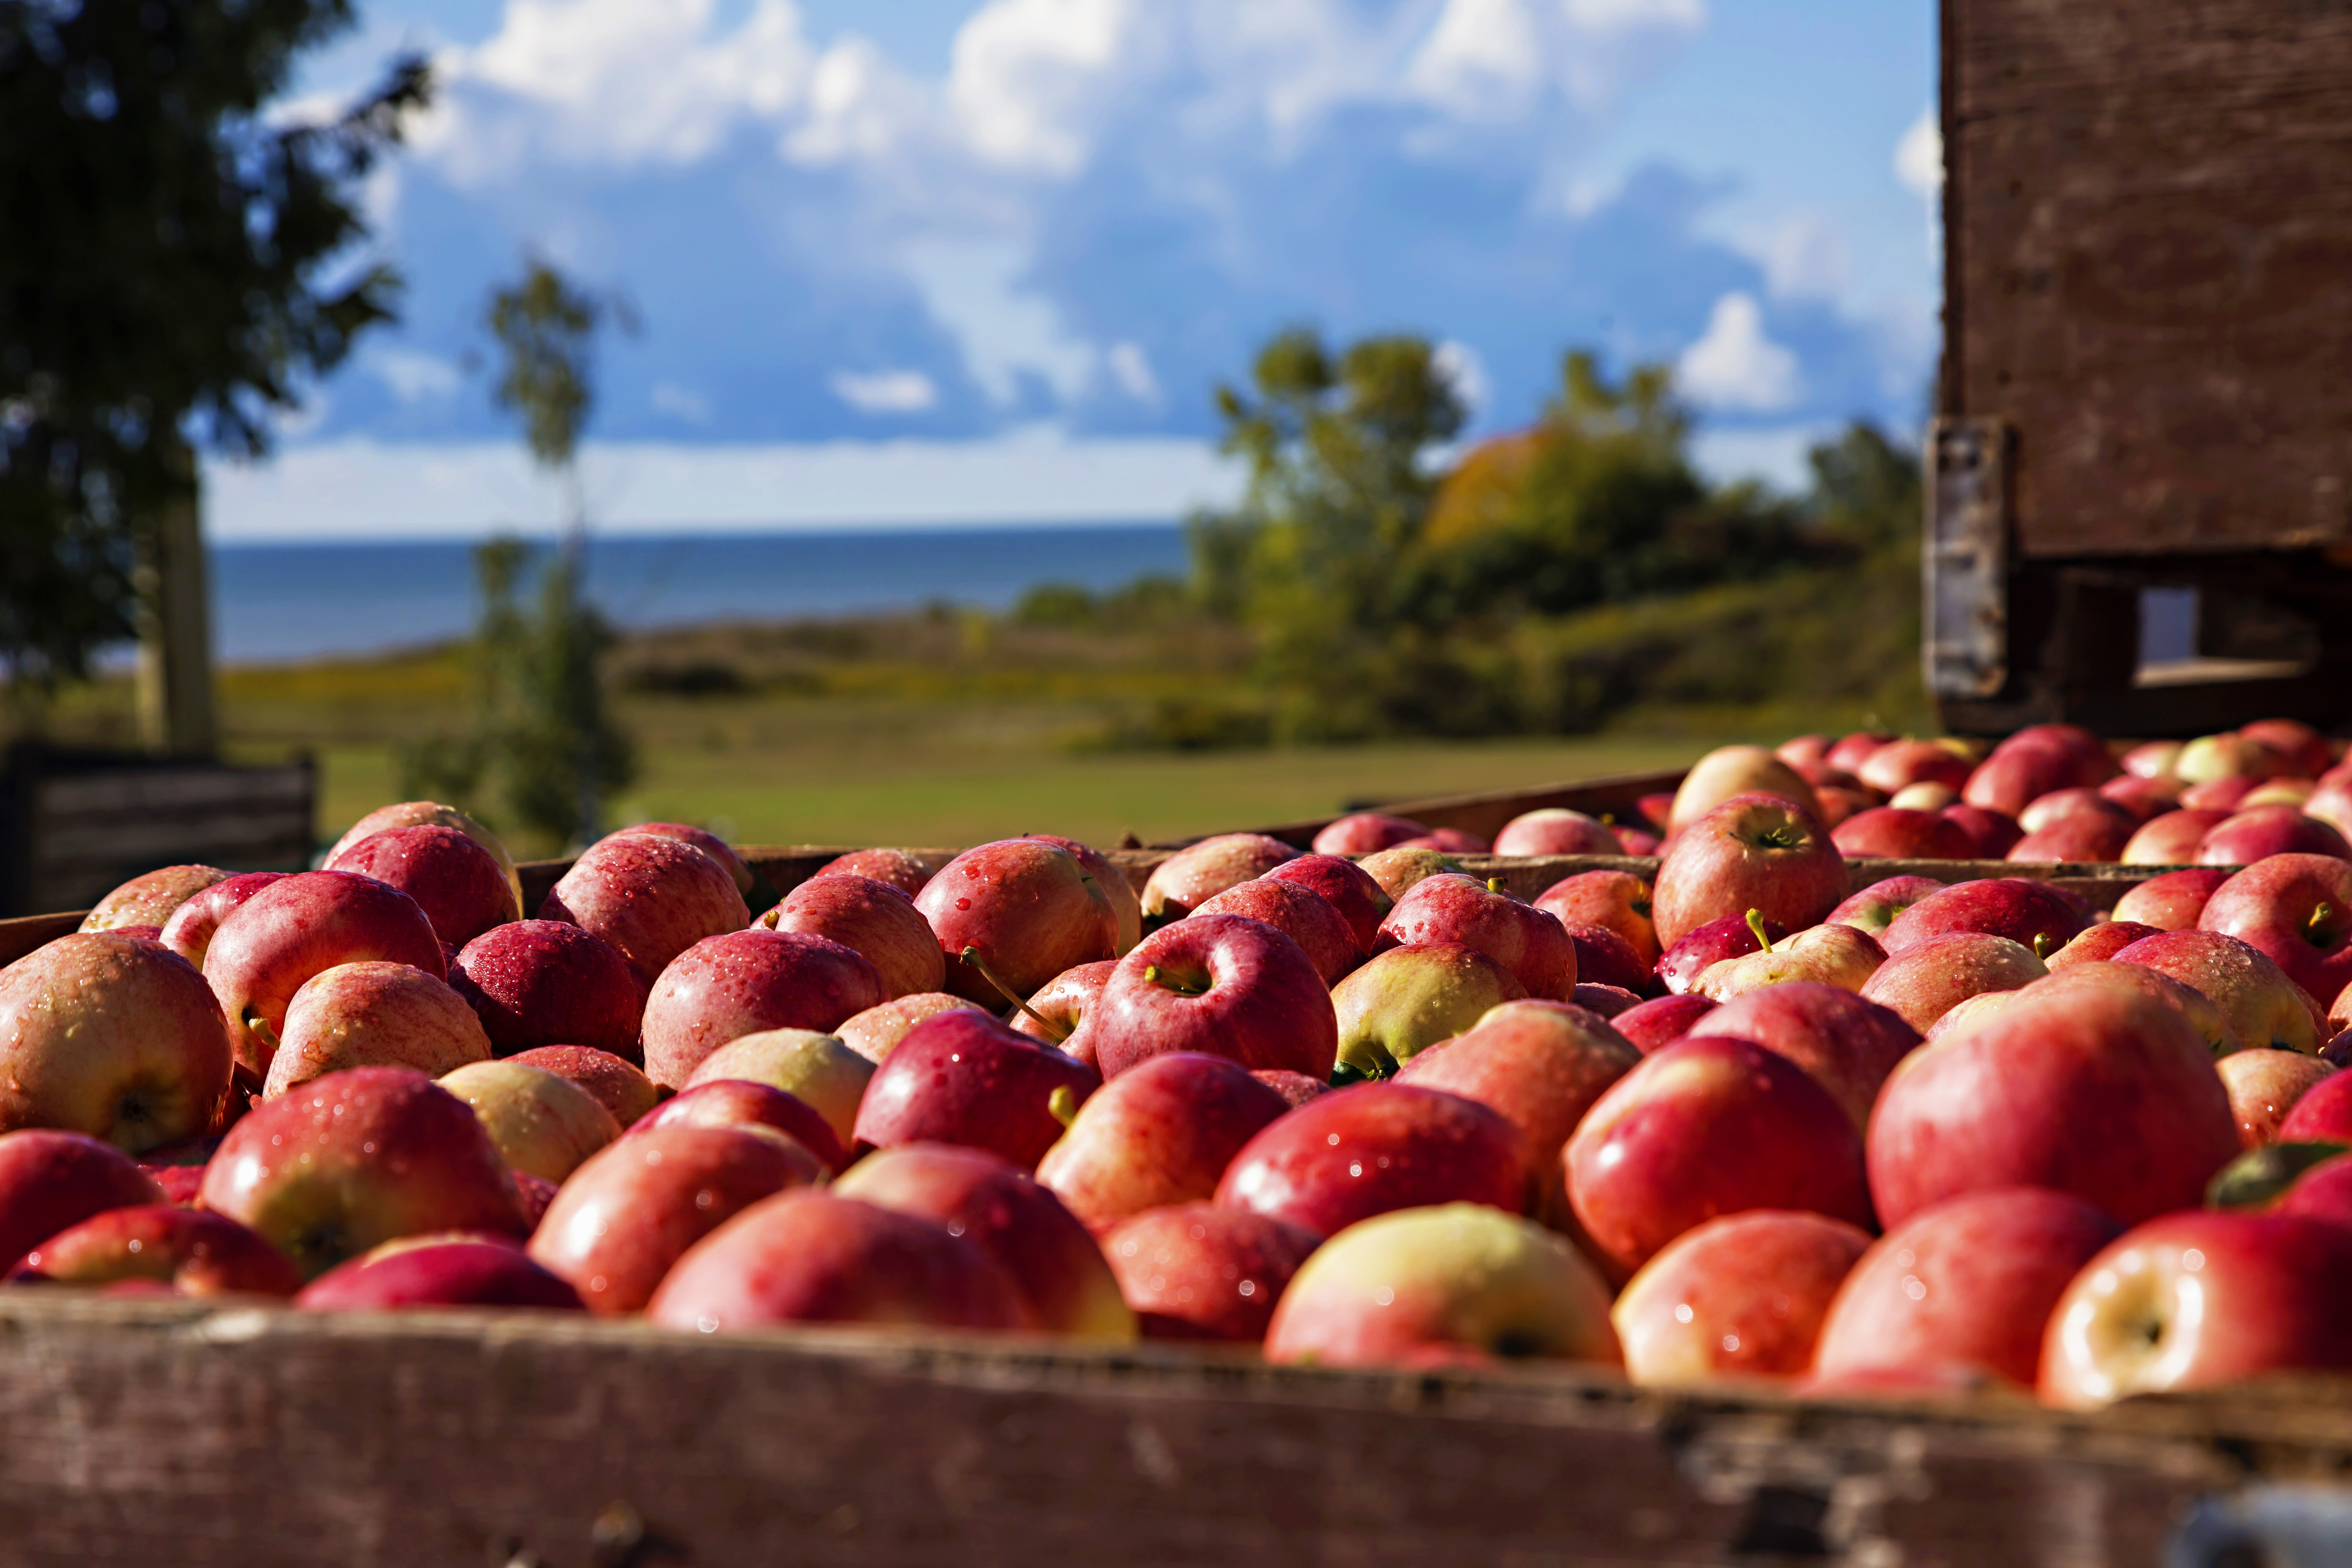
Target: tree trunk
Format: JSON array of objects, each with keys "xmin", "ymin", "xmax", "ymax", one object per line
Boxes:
[{"xmin": 135, "ymin": 437, "xmax": 218, "ymax": 755}]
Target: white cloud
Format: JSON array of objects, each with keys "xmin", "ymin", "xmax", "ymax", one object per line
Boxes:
[
  {"xmin": 1677, "ymin": 292, "xmax": 1801, "ymax": 412},
  {"xmin": 948, "ymin": 0, "xmax": 1142, "ymax": 175},
  {"xmin": 1736, "ymin": 210, "xmax": 1850, "ymax": 302},
  {"xmin": 1433, "ymin": 338, "xmax": 1491, "ymax": 414},
  {"xmin": 650, "ymin": 382, "xmax": 712, "ymax": 423},
  {"xmin": 1409, "ymin": 0, "xmax": 1706, "ymax": 120},
  {"xmin": 368, "ymin": 348, "xmax": 463, "ymax": 403},
  {"xmin": 785, "ymin": 37, "xmax": 931, "ymax": 166},
  {"xmin": 1106, "ymin": 341, "xmax": 1161, "ymax": 404},
  {"xmin": 901, "ymin": 238, "xmax": 1096, "ymax": 406},
  {"xmin": 830, "ymin": 369, "xmax": 941, "ymax": 413},
  {"xmin": 1895, "ymin": 107, "xmax": 1942, "ymax": 200}
]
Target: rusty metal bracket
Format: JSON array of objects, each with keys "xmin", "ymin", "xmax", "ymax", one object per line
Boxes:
[{"xmin": 1925, "ymin": 417, "xmax": 2012, "ymax": 700}]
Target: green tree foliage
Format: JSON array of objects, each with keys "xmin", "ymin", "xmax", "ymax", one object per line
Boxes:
[{"xmin": 0, "ymin": 2, "xmax": 425, "ymax": 686}]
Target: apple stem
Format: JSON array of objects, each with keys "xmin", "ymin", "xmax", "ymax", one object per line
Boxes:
[
  {"xmin": 958, "ymin": 946, "xmax": 1069, "ymax": 1043},
  {"xmin": 1744, "ymin": 908, "xmax": 1775, "ymax": 953},
  {"xmin": 1487, "ymin": 878, "xmax": 1507, "ymax": 894},
  {"xmin": 244, "ymin": 1012, "xmax": 280, "ymax": 1055},
  {"xmin": 2312, "ymin": 903, "xmax": 2338, "ymax": 943},
  {"xmin": 1047, "ymin": 1085, "xmax": 1080, "ymax": 1128},
  {"xmin": 2032, "ymin": 931, "xmax": 2056, "ymax": 961}
]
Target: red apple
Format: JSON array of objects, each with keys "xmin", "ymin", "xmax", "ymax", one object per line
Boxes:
[
  {"xmin": 1655, "ymin": 913, "xmax": 1776, "ymax": 994},
  {"xmin": 635, "ymin": 1078, "xmax": 846, "ymax": 1173},
  {"xmin": 506, "ymin": 1045, "xmax": 662, "ymax": 1130},
  {"xmin": 1865, "ymin": 980, "xmax": 2238, "ymax": 1229},
  {"xmin": 2122, "ymin": 740, "xmax": 2185, "ymax": 779},
  {"xmin": 1811, "ymin": 1187, "xmax": 2119, "ymax": 1388},
  {"xmin": 158, "ymin": 871, "xmax": 286, "ymax": 969},
  {"xmin": 79, "ymin": 864, "xmax": 231, "ymax": 933},
  {"xmin": 1354, "ymin": 846, "xmax": 1463, "ymax": 901},
  {"xmin": 681, "ymin": 1029, "xmax": 871, "ymax": 1145},
  {"xmin": 1831, "ymin": 808, "xmax": 1975, "ymax": 861},
  {"xmin": 1263, "ymin": 1204, "xmax": 1619, "ymax": 1368},
  {"xmin": 1034, "ymin": 1051, "xmax": 1292, "ymax": 1231},
  {"xmin": 1777, "ymin": 733, "xmax": 1832, "ymax": 769},
  {"xmin": 449, "ymin": 919, "xmax": 645, "ymax": 1061},
  {"xmin": 541, "ymin": 833, "xmax": 749, "ymax": 990},
  {"xmin": 1825, "ymin": 875, "xmax": 1947, "ymax": 937},
  {"xmin": 1611, "ymin": 993, "xmax": 1717, "ymax": 1053},
  {"xmin": 640, "ymin": 929, "xmax": 882, "ymax": 1089},
  {"xmin": 2198, "ymin": 853, "xmax": 2352, "ymax": 1004},
  {"xmin": 2113, "ymin": 866, "xmax": 2234, "ymax": 930},
  {"xmin": 2199, "ymin": 806, "xmax": 2352, "ymax": 866},
  {"xmin": 1879, "ymin": 876, "xmax": 2086, "ymax": 956},
  {"xmin": 0, "ymin": 1129, "xmax": 165, "ymax": 1270},
  {"xmin": 1652, "ymin": 794, "xmax": 1845, "ymax": 948},
  {"xmin": 1856, "ymin": 932, "xmax": 2047, "ymax": 1035},
  {"xmin": 1395, "ymin": 827, "xmax": 1492, "ymax": 854},
  {"xmin": 916, "ymin": 839, "xmax": 1119, "ymax": 1004},
  {"xmin": 1493, "ymin": 809, "xmax": 1621, "ymax": 856},
  {"xmin": 0, "ymin": 931, "xmax": 235, "ymax": 1151},
  {"xmin": 2045, "ymin": 922, "xmax": 2160, "ymax": 969},
  {"xmin": 1827, "ymin": 731, "xmax": 1895, "ymax": 772},
  {"xmin": 834, "ymin": 1142, "xmax": 1136, "ymax": 1340},
  {"xmin": 1692, "ymin": 922, "xmax": 1886, "ymax": 1000},
  {"xmin": 2181, "ymin": 775, "xmax": 2264, "ymax": 812},
  {"xmin": 326, "ymin": 824, "xmax": 520, "ymax": 948},
  {"xmin": 203, "ymin": 870, "xmax": 446, "ymax": 1087},
  {"xmin": 1010, "ymin": 961, "xmax": 1116, "ymax": 1066},
  {"xmin": 1612, "ymin": 1210, "xmax": 1871, "ymax": 1385},
  {"xmin": 1252, "ymin": 1070, "xmax": 1329, "ymax": 1108},
  {"xmin": 1329, "ymin": 942, "xmax": 1527, "ymax": 1074},
  {"xmin": 2112, "ymin": 928, "xmax": 2322, "ymax": 1053},
  {"xmin": 297, "ymin": 1237, "xmax": 582, "ymax": 1311},
  {"xmin": 199, "ymin": 1066, "xmax": 526, "ymax": 1277},
  {"xmin": 852, "ymin": 1009, "xmax": 1099, "ymax": 1170},
  {"xmin": 760, "ymin": 873, "xmax": 944, "ymax": 999},
  {"xmin": 329, "ymin": 801, "xmax": 520, "ymax": 910},
  {"xmin": 1215, "ymin": 1082, "xmax": 1525, "ymax": 1240},
  {"xmin": 268, "ymin": 961, "xmax": 495, "ymax": 1105},
  {"xmin": 2006, "ymin": 811, "xmax": 2134, "ymax": 864},
  {"xmin": 1375, "ymin": 874, "xmax": 1574, "ymax": 1000},
  {"xmin": 1669, "ymin": 745, "xmax": 1823, "ymax": 834},
  {"xmin": 1565, "ymin": 1036, "xmax": 1870, "ymax": 1280},
  {"xmin": 2121, "ymin": 808, "xmax": 2230, "ymax": 866},
  {"xmin": 2016, "ymin": 787, "xmax": 2122, "ymax": 835},
  {"xmin": 529, "ymin": 1123, "xmax": 822, "ymax": 1313},
  {"xmin": 2098, "ymin": 775, "xmax": 2180, "ymax": 821},
  {"xmin": 2039, "ymin": 1210, "xmax": 2352, "ymax": 1407},
  {"xmin": 2178, "ymin": 731, "xmax": 2292, "ymax": 784},
  {"xmin": 1684, "ymin": 982, "xmax": 1920, "ymax": 1131},
  {"xmin": 836, "ymin": 992, "xmax": 985, "ymax": 1063},
  {"xmin": 2218, "ymin": 1050, "xmax": 2337, "ymax": 1148},
  {"xmin": 1261, "ymin": 853, "xmax": 1394, "ymax": 952},
  {"xmin": 1939, "ymin": 804, "xmax": 2023, "ymax": 858},
  {"xmin": 1963, "ymin": 743, "xmax": 2078, "ymax": 818},
  {"xmin": 1091, "ymin": 913, "xmax": 1338, "ymax": 1080},
  {"xmin": 1572, "ymin": 982, "xmax": 1640, "ymax": 1016},
  {"xmin": 1857, "ymin": 740, "xmax": 1971, "ymax": 797},
  {"xmin": 438, "ymin": 1059, "xmax": 620, "ymax": 1182},
  {"xmin": 1615, "ymin": 827, "xmax": 1664, "ymax": 856},
  {"xmin": 1534, "ymin": 869, "xmax": 1658, "ymax": 967},
  {"xmin": 11, "ymin": 1203, "xmax": 300, "ymax": 1297},
  {"xmin": 615, "ymin": 822, "xmax": 753, "ymax": 895},
  {"xmin": 812, "ymin": 848, "xmax": 943, "ymax": 897},
  {"xmin": 1310, "ymin": 813, "xmax": 1428, "ymax": 856},
  {"xmin": 1558, "ymin": 923, "xmax": 1647, "ymax": 993},
  {"xmin": 2241, "ymin": 718, "xmax": 2335, "ymax": 778},
  {"xmin": 2275, "ymin": 1066, "xmax": 2352, "ymax": 1143},
  {"xmin": 1099, "ymin": 1203, "xmax": 1319, "ymax": 1341},
  {"xmin": 1023, "ymin": 833, "xmax": 1143, "ymax": 956},
  {"xmin": 1193, "ymin": 877, "xmax": 1361, "ymax": 985},
  {"xmin": 1139, "ymin": 833, "xmax": 1301, "ymax": 922},
  {"xmin": 645, "ymin": 1189, "xmax": 1030, "ymax": 1333}
]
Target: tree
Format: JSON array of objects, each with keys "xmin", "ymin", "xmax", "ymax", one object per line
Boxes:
[{"xmin": 0, "ymin": 3, "xmax": 426, "ymax": 738}]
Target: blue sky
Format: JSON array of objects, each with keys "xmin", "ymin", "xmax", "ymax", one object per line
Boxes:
[{"xmin": 212, "ymin": 0, "xmax": 1939, "ymax": 539}]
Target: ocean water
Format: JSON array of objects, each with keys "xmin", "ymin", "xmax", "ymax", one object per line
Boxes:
[{"xmin": 210, "ymin": 523, "xmax": 1190, "ymax": 663}]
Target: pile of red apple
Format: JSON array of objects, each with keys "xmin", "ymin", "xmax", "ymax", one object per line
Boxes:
[{"xmin": 12, "ymin": 733, "xmax": 2352, "ymax": 1411}]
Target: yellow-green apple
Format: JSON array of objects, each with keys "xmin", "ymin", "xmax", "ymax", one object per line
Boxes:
[
  {"xmin": 438, "ymin": 1059, "xmax": 619, "ymax": 1182},
  {"xmin": 2177, "ymin": 731, "xmax": 2291, "ymax": 784},
  {"xmin": 1396, "ymin": 827, "xmax": 1492, "ymax": 854},
  {"xmin": 916, "ymin": 839, "xmax": 1118, "ymax": 1004},
  {"xmin": 1194, "ymin": 877, "xmax": 1361, "ymax": 985},
  {"xmin": 528, "ymin": 1123, "xmax": 821, "ymax": 1313},
  {"xmin": 1011, "ymin": 961, "xmax": 1116, "ymax": 1066},
  {"xmin": 1611, "ymin": 1210, "xmax": 1871, "ymax": 1386},
  {"xmin": 1652, "ymin": 793, "xmax": 1846, "ymax": 949},
  {"xmin": 812, "ymin": 847, "xmax": 944, "ymax": 897},
  {"xmin": 1856, "ymin": 739, "xmax": 1972, "ymax": 797},
  {"xmin": 1565, "ymin": 1036, "xmax": 1870, "ymax": 1281},
  {"xmin": 2122, "ymin": 739, "xmax": 2186, "ymax": 778},
  {"xmin": 2199, "ymin": 806, "xmax": 2352, "ymax": 866},
  {"xmin": 507, "ymin": 1045, "xmax": 662, "ymax": 1129},
  {"xmin": 1034, "ymin": 1051, "xmax": 1292, "ymax": 1231},
  {"xmin": 0, "ymin": 931, "xmax": 235, "ymax": 1151},
  {"xmin": 1558, "ymin": 923, "xmax": 1647, "ymax": 993},
  {"xmin": 449, "ymin": 919, "xmax": 644, "ymax": 1060},
  {"xmin": 1139, "ymin": 833, "xmax": 1300, "ymax": 922},
  {"xmin": 2241, "ymin": 718, "xmax": 2334, "ymax": 777},
  {"xmin": 640, "ymin": 929, "xmax": 882, "ymax": 1088},
  {"xmin": 1684, "ymin": 982, "xmax": 1920, "ymax": 1131},
  {"xmin": 1831, "ymin": 807, "xmax": 1975, "ymax": 861},
  {"xmin": 1961, "ymin": 742, "xmax": 2078, "ymax": 818},
  {"xmin": 1311, "ymin": 813, "xmax": 1429, "ymax": 855},
  {"xmin": 296, "ymin": 1236, "xmax": 582, "ymax": 1312},
  {"xmin": 1611, "ymin": 993, "xmax": 1717, "ymax": 1053},
  {"xmin": 1329, "ymin": 942, "xmax": 1527, "ymax": 1075},
  {"xmin": 1694, "ymin": 922, "xmax": 1886, "ymax": 1001},
  {"xmin": 1099, "ymin": 1202, "xmax": 1318, "ymax": 1341},
  {"xmin": 1939, "ymin": 804, "xmax": 2023, "ymax": 858},
  {"xmin": 2047, "ymin": 921, "xmax": 2162, "ymax": 968},
  {"xmin": 837, "ymin": 992, "xmax": 984, "ymax": 1063},
  {"xmin": 645, "ymin": 1189, "xmax": 1030, "ymax": 1333},
  {"xmin": 2113, "ymin": 867, "xmax": 2233, "ymax": 929},
  {"xmin": 1812, "ymin": 1187, "xmax": 2119, "ymax": 1389},
  {"xmin": 2039, "ymin": 1210, "xmax": 2352, "ymax": 1407},
  {"xmin": 10, "ymin": 1204, "xmax": 300, "ymax": 1297},
  {"xmin": 1856, "ymin": 932, "xmax": 2046, "ymax": 1035},
  {"xmin": 199, "ymin": 1066, "xmax": 526, "ymax": 1277},
  {"xmin": 852, "ymin": 1008, "xmax": 1099, "ymax": 1169},
  {"xmin": 2198, "ymin": 853, "xmax": 2352, "ymax": 1003},
  {"xmin": 1880, "ymin": 877, "xmax": 2086, "ymax": 956},
  {"xmin": 2218, "ymin": 1050, "xmax": 2337, "ymax": 1148},
  {"xmin": 2242, "ymin": 778, "xmax": 2320, "ymax": 808},
  {"xmin": 1534, "ymin": 869, "xmax": 1658, "ymax": 967},
  {"xmin": 1354, "ymin": 845, "xmax": 1462, "ymax": 901},
  {"xmin": 203, "ymin": 870, "xmax": 446, "ymax": 1085},
  {"xmin": 1827, "ymin": 731, "xmax": 1895, "ymax": 772},
  {"xmin": 2113, "ymin": 928, "xmax": 2320, "ymax": 1053},
  {"xmin": 636, "ymin": 1078, "xmax": 845, "ymax": 1172},
  {"xmin": 1865, "ymin": 979, "xmax": 2238, "ymax": 1229},
  {"xmin": 330, "ymin": 801, "xmax": 521, "ymax": 911},
  {"xmin": 1655, "ymin": 914, "xmax": 1776, "ymax": 994},
  {"xmin": 326, "ymin": 824, "xmax": 520, "ymax": 948},
  {"xmin": 1825, "ymin": 876, "xmax": 1947, "ymax": 938},
  {"xmin": 1669, "ymin": 744, "xmax": 1823, "ymax": 834},
  {"xmin": 1215, "ymin": 1082, "xmax": 1525, "ymax": 1240},
  {"xmin": 1494, "ymin": 809, "xmax": 1621, "ymax": 856},
  {"xmin": 1262, "ymin": 853, "xmax": 1394, "ymax": 951},
  {"xmin": 1375, "ymin": 874, "xmax": 1574, "ymax": 999},
  {"xmin": 541, "ymin": 833, "xmax": 749, "ymax": 990},
  {"xmin": 158, "ymin": 871, "xmax": 285, "ymax": 969},
  {"xmin": 614, "ymin": 822, "xmax": 752, "ymax": 895},
  {"xmin": 1393, "ymin": 1000, "xmax": 1638, "ymax": 1219},
  {"xmin": 0, "ymin": 1129, "xmax": 165, "ymax": 1270},
  {"xmin": 1887, "ymin": 781, "xmax": 1959, "ymax": 812},
  {"xmin": 262, "ymin": 961, "xmax": 493, "ymax": 1097},
  {"xmin": 1092, "ymin": 913, "xmax": 1338, "ymax": 1079},
  {"xmin": 834, "ymin": 1142, "xmax": 1136, "ymax": 1341},
  {"xmin": 2099, "ymin": 774, "xmax": 2181, "ymax": 820},
  {"xmin": 1263, "ymin": 1204, "xmax": 1619, "ymax": 1369},
  {"xmin": 1023, "ymin": 833, "xmax": 1142, "ymax": 956},
  {"xmin": 759, "ymin": 872, "xmax": 943, "ymax": 999},
  {"xmin": 79, "ymin": 864, "xmax": 230, "ymax": 933},
  {"xmin": 681, "ymin": 1029, "xmax": 870, "ymax": 1145}
]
